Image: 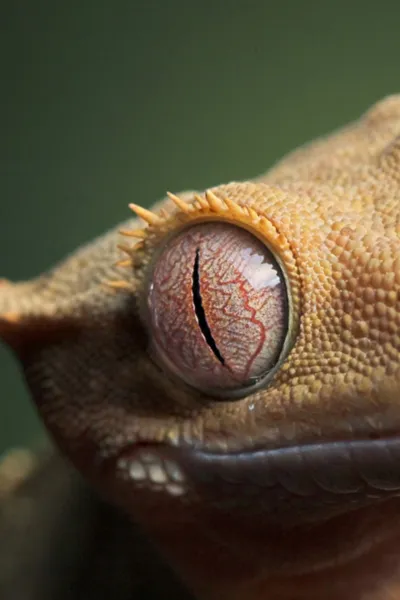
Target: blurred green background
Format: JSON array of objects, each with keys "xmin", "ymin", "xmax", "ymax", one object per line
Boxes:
[{"xmin": 1, "ymin": 0, "xmax": 399, "ymax": 456}]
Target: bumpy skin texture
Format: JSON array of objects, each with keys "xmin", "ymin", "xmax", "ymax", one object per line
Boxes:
[{"xmin": 2, "ymin": 96, "xmax": 400, "ymax": 599}]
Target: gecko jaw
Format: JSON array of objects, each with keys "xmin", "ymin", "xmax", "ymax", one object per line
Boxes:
[{"xmin": 111, "ymin": 434, "xmax": 400, "ymax": 527}]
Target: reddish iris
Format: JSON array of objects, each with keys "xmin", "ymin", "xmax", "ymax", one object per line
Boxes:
[{"xmin": 148, "ymin": 222, "xmax": 288, "ymax": 394}]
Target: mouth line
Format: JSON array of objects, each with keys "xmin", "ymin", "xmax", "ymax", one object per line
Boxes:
[
  {"xmin": 114, "ymin": 434, "xmax": 400, "ymax": 505},
  {"xmin": 185, "ymin": 435, "xmax": 400, "ymax": 490}
]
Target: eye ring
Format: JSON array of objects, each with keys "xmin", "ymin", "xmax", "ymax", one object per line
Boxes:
[{"xmin": 145, "ymin": 219, "xmax": 293, "ymax": 399}]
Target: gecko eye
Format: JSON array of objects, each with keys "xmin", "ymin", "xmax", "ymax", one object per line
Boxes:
[{"xmin": 147, "ymin": 222, "xmax": 288, "ymax": 397}]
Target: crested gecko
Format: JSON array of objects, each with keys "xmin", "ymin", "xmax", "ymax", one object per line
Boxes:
[{"xmin": 1, "ymin": 96, "xmax": 400, "ymax": 600}]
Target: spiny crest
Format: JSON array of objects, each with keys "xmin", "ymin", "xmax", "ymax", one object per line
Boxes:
[
  {"xmin": 114, "ymin": 188, "xmax": 282, "ymax": 276},
  {"xmin": 123, "ymin": 188, "xmax": 253, "ymax": 235},
  {"xmin": 117, "ymin": 188, "xmax": 284, "ymax": 256},
  {"xmin": 107, "ymin": 188, "xmax": 298, "ymax": 311},
  {"xmin": 114, "ymin": 189, "xmax": 234, "ymax": 273}
]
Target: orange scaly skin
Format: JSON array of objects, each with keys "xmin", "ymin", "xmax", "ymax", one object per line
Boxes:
[{"xmin": 2, "ymin": 96, "xmax": 400, "ymax": 599}]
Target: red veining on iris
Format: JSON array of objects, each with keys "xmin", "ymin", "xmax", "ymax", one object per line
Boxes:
[{"xmin": 148, "ymin": 222, "xmax": 287, "ymax": 393}]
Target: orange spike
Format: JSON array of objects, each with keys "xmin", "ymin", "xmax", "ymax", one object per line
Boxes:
[
  {"xmin": 117, "ymin": 243, "xmax": 133, "ymax": 256},
  {"xmin": 119, "ymin": 228, "xmax": 143, "ymax": 238},
  {"xmin": 115, "ymin": 259, "xmax": 132, "ymax": 268},
  {"xmin": 131, "ymin": 240, "xmax": 144, "ymax": 252},
  {"xmin": 224, "ymin": 196, "xmax": 244, "ymax": 217},
  {"xmin": 205, "ymin": 190, "xmax": 226, "ymax": 212},
  {"xmin": 104, "ymin": 280, "xmax": 132, "ymax": 291},
  {"xmin": 129, "ymin": 203, "xmax": 162, "ymax": 226},
  {"xmin": 167, "ymin": 191, "xmax": 192, "ymax": 213},
  {"xmin": 120, "ymin": 228, "xmax": 147, "ymax": 239},
  {"xmin": 194, "ymin": 194, "xmax": 209, "ymax": 209},
  {"xmin": 248, "ymin": 207, "xmax": 260, "ymax": 222}
]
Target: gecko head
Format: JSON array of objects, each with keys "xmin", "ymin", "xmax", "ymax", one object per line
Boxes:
[
  {"xmin": 3, "ymin": 98, "xmax": 400, "ymax": 594},
  {"xmin": 2, "ymin": 185, "xmax": 400, "ymax": 583}
]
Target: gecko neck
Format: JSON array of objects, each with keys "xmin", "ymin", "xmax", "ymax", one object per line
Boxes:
[{"xmin": 133, "ymin": 496, "xmax": 400, "ymax": 600}]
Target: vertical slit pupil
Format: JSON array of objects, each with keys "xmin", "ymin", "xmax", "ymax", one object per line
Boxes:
[{"xmin": 192, "ymin": 248, "xmax": 225, "ymax": 365}]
